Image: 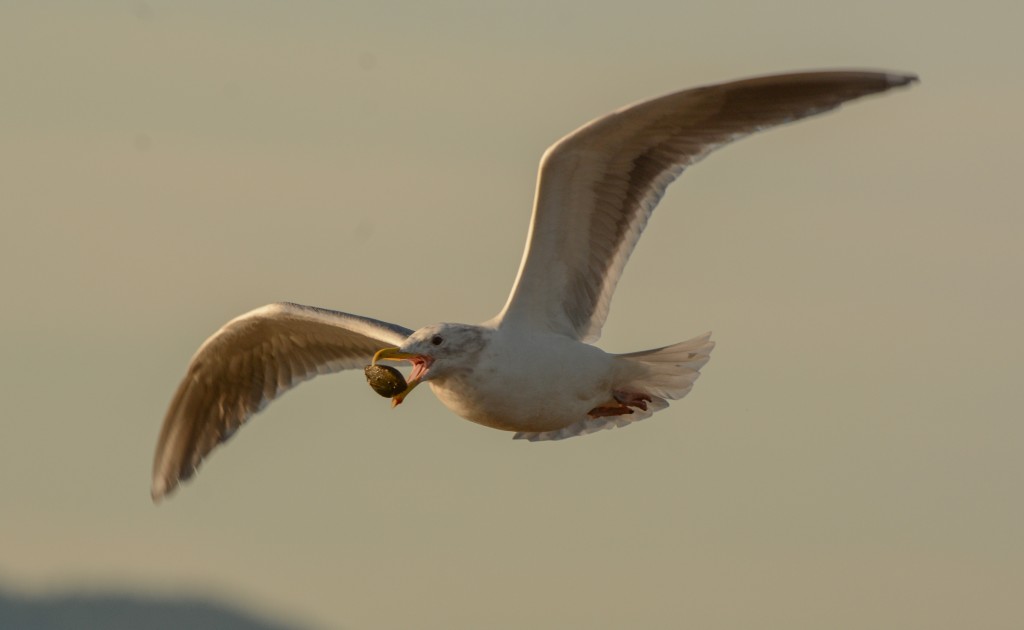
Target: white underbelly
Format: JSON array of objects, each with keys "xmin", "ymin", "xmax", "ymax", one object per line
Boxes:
[{"xmin": 428, "ymin": 334, "xmax": 619, "ymax": 433}]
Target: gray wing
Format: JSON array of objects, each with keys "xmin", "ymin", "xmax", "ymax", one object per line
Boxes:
[
  {"xmin": 495, "ymin": 70, "xmax": 918, "ymax": 342},
  {"xmin": 152, "ymin": 301, "xmax": 413, "ymax": 501}
]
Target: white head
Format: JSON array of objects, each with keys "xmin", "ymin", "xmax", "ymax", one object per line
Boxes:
[{"xmin": 372, "ymin": 323, "xmax": 489, "ymax": 405}]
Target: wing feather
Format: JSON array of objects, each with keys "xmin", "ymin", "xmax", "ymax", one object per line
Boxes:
[
  {"xmin": 496, "ymin": 70, "xmax": 918, "ymax": 342},
  {"xmin": 151, "ymin": 301, "xmax": 413, "ymax": 501}
]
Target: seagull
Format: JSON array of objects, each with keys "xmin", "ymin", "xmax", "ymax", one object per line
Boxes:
[{"xmin": 152, "ymin": 70, "xmax": 917, "ymax": 501}]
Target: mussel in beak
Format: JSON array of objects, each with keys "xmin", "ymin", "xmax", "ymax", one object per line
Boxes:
[{"xmin": 363, "ymin": 364, "xmax": 408, "ymax": 398}]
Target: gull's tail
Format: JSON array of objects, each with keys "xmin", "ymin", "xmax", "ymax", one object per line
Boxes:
[{"xmin": 617, "ymin": 332, "xmax": 715, "ymax": 402}]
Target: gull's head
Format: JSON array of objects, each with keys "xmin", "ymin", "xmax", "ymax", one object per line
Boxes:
[{"xmin": 373, "ymin": 323, "xmax": 488, "ymax": 406}]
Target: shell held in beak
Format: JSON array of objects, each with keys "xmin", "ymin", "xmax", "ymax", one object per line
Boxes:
[
  {"xmin": 363, "ymin": 364, "xmax": 407, "ymax": 398},
  {"xmin": 370, "ymin": 347, "xmax": 432, "ymax": 406}
]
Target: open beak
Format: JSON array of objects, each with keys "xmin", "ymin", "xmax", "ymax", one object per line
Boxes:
[{"xmin": 372, "ymin": 347, "xmax": 432, "ymax": 407}]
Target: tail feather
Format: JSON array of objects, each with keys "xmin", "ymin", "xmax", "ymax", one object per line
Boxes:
[{"xmin": 618, "ymin": 332, "xmax": 714, "ymax": 400}]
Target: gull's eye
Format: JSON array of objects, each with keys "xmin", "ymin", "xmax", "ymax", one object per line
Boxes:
[{"xmin": 431, "ymin": 335, "xmax": 444, "ymax": 346}]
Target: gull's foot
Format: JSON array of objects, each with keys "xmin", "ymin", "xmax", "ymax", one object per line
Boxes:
[
  {"xmin": 587, "ymin": 391, "xmax": 653, "ymax": 419},
  {"xmin": 613, "ymin": 390, "xmax": 652, "ymax": 411},
  {"xmin": 587, "ymin": 404, "xmax": 633, "ymax": 419}
]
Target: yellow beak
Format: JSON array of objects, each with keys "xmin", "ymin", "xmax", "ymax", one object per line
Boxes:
[{"xmin": 372, "ymin": 347, "xmax": 417, "ymax": 364}]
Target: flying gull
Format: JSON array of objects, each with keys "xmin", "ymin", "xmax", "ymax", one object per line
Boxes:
[{"xmin": 152, "ymin": 70, "xmax": 917, "ymax": 501}]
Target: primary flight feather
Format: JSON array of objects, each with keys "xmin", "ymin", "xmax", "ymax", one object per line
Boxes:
[{"xmin": 152, "ymin": 70, "xmax": 917, "ymax": 501}]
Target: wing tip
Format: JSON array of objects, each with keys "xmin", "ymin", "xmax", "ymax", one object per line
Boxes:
[
  {"xmin": 886, "ymin": 72, "xmax": 920, "ymax": 88},
  {"xmin": 150, "ymin": 476, "xmax": 176, "ymax": 504}
]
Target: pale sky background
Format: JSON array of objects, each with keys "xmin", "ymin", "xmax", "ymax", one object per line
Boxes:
[{"xmin": 1, "ymin": 1, "xmax": 1022, "ymax": 629}]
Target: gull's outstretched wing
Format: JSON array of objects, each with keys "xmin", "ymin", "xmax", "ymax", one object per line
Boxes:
[
  {"xmin": 495, "ymin": 70, "xmax": 917, "ymax": 342},
  {"xmin": 152, "ymin": 302, "xmax": 413, "ymax": 501}
]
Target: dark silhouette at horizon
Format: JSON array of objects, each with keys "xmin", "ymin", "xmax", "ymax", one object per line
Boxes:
[{"xmin": 0, "ymin": 587, "xmax": 317, "ymax": 630}]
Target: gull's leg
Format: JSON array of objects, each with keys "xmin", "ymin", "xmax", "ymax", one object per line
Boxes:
[{"xmin": 587, "ymin": 390, "xmax": 652, "ymax": 418}]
